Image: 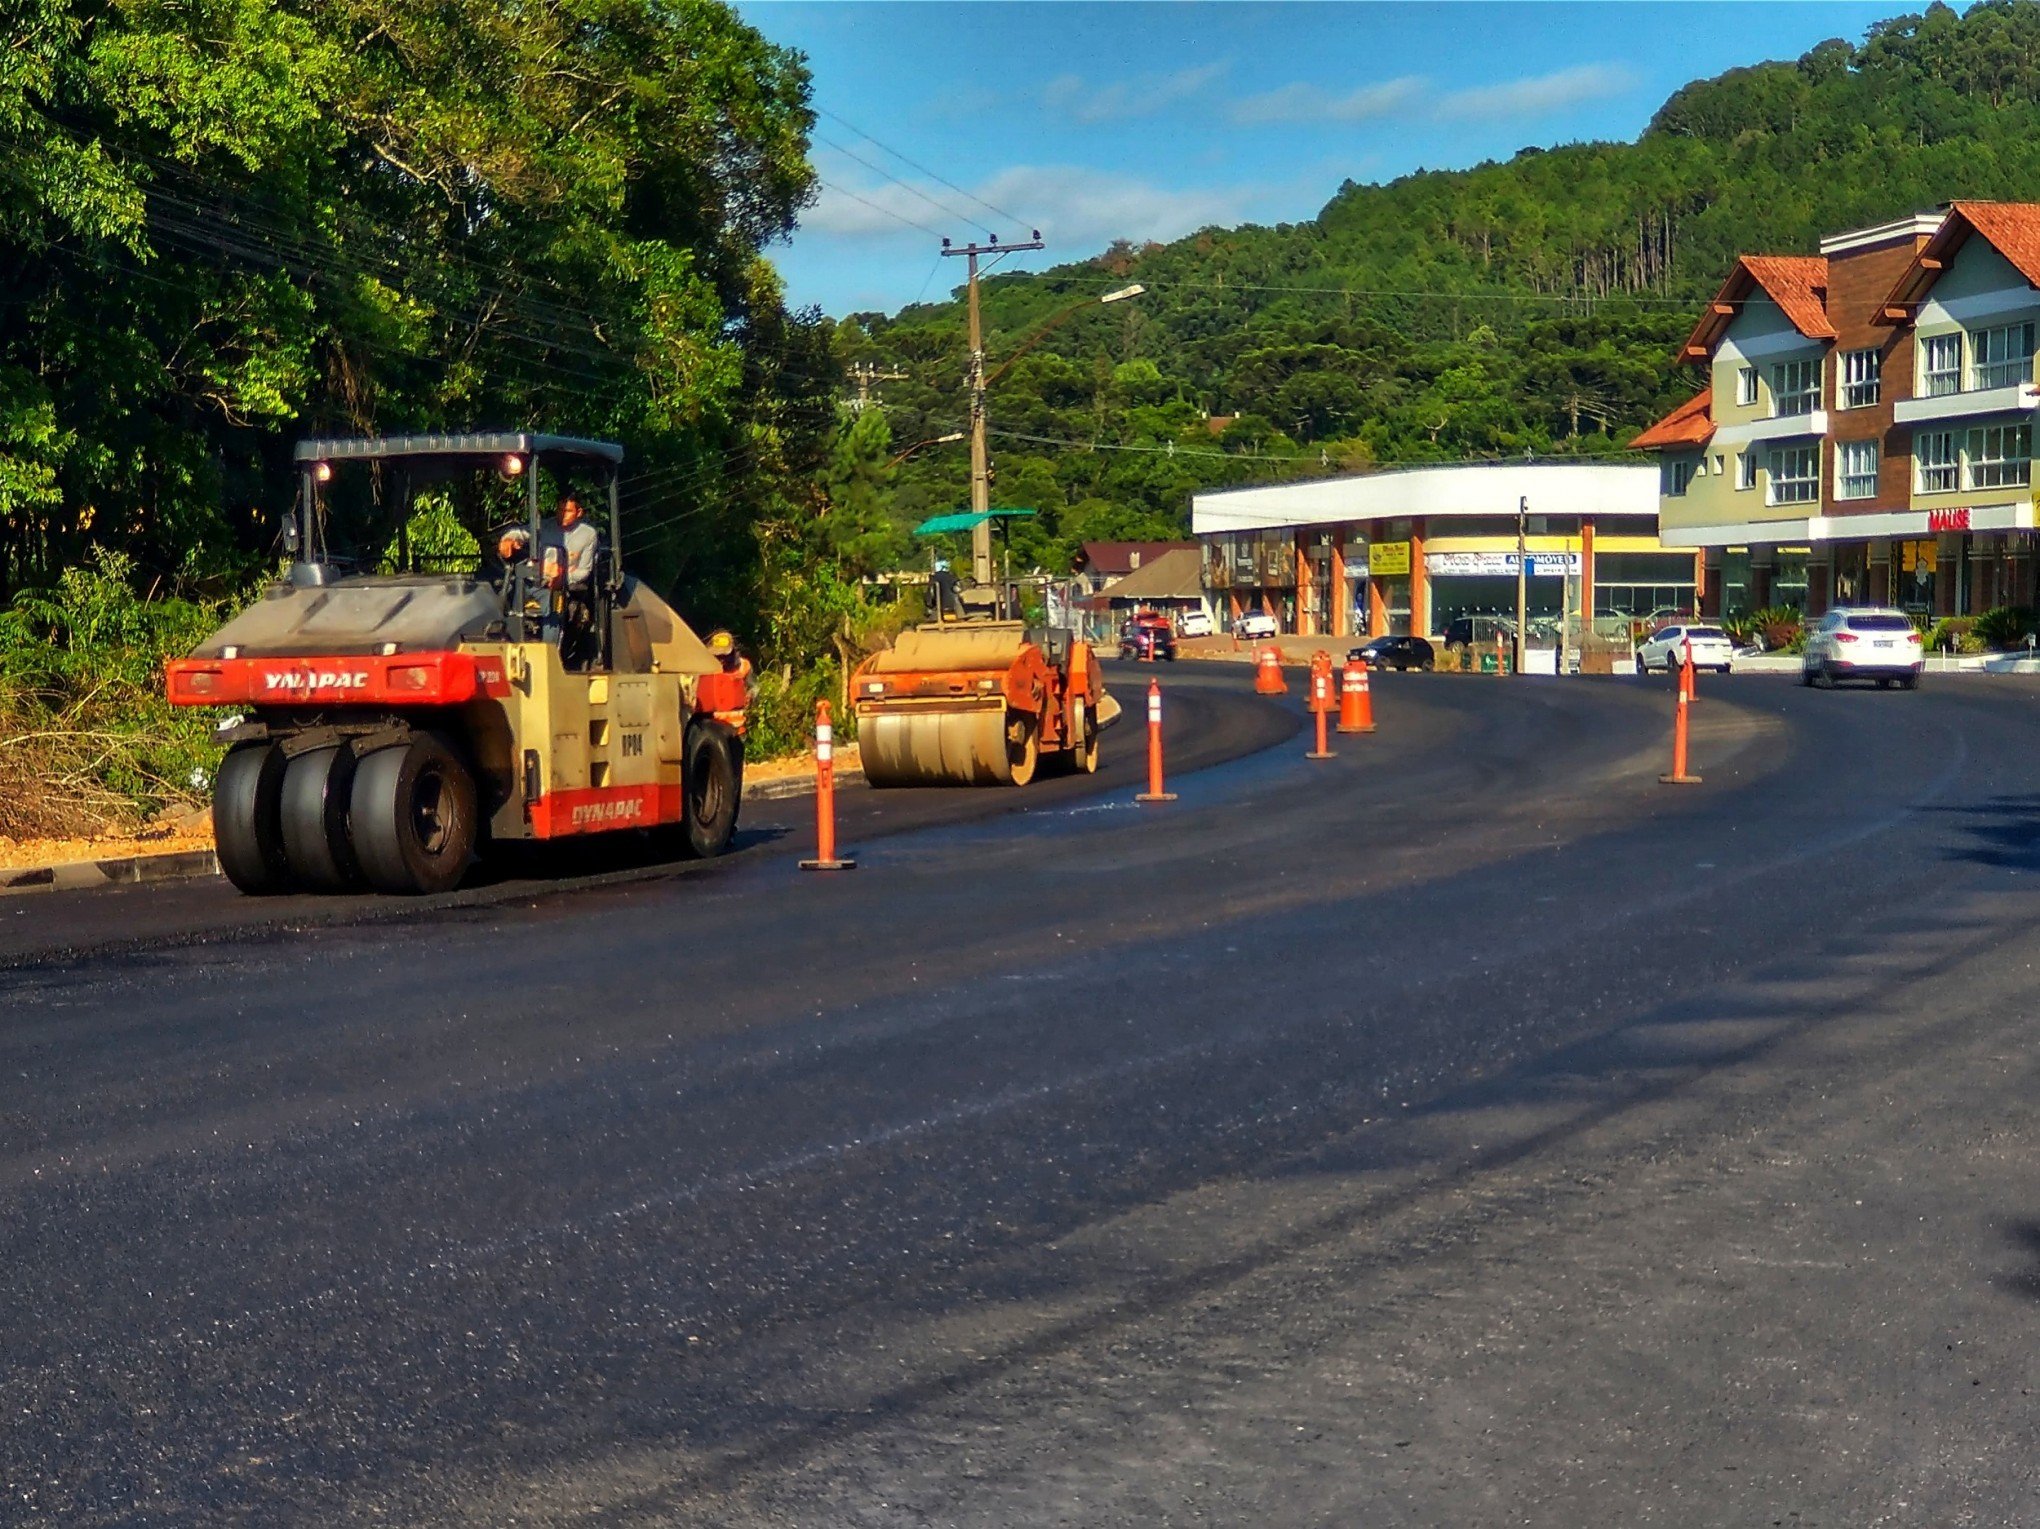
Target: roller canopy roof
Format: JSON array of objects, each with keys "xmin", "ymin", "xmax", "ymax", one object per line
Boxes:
[
  {"xmin": 914, "ymin": 508, "xmax": 1037, "ymax": 536},
  {"xmin": 294, "ymin": 432, "xmax": 625, "ymax": 466}
]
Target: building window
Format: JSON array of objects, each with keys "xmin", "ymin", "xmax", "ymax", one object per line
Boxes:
[
  {"xmin": 1736, "ymin": 366, "xmax": 1759, "ymax": 407},
  {"xmin": 1920, "ymin": 333, "xmax": 1962, "ymax": 397},
  {"xmin": 1665, "ymin": 457, "xmax": 1696, "ymax": 497},
  {"xmin": 1766, "ymin": 444, "xmax": 1818, "ymax": 505},
  {"xmin": 1836, "ymin": 440, "xmax": 1878, "ymax": 500},
  {"xmin": 1916, "ymin": 429, "xmax": 1958, "ymax": 493},
  {"xmin": 1966, "ymin": 422, "xmax": 2032, "ymax": 489},
  {"xmin": 1839, "ymin": 347, "xmax": 1881, "ymax": 409},
  {"xmin": 1969, "ymin": 322, "xmax": 2035, "ymax": 392},
  {"xmin": 1771, "ymin": 359, "xmax": 1819, "ymax": 416},
  {"xmin": 1736, "ymin": 451, "xmax": 1757, "ymax": 491}
]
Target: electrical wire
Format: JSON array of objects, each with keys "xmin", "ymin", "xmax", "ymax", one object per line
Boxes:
[
  {"xmin": 815, "ymin": 106, "xmax": 1031, "ymax": 230},
  {"xmin": 815, "ymin": 134, "xmax": 990, "ymax": 236},
  {"xmin": 813, "ymin": 177, "xmax": 947, "ymax": 241}
]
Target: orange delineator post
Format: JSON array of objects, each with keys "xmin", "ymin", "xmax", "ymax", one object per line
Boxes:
[
  {"xmin": 798, "ymin": 699, "xmax": 859, "ymax": 869},
  {"xmin": 1338, "ymin": 657, "xmax": 1376, "ymax": 734},
  {"xmin": 1679, "ymin": 639, "xmax": 1697, "ymax": 703},
  {"xmin": 1659, "ymin": 673, "xmax": 1702, "ymax": 786},
  {"xmin": 1307, "ymin": 651, "xmax": 1335, "ymax": 759},
  {"xmin": 1135, "ymin": 677, "xmax": 1176, "ymax": 803},
  {"xmin": 1254, "ymin": 644, "xmax": 1286, "ymax": 695}
]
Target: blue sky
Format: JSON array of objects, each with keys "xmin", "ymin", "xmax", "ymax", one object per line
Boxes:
[{"xmin": 737, "ymin": 1, "xmax": 1931, "ymax": 317}]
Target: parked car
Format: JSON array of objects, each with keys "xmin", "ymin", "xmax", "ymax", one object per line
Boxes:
[
  {"xmin": 1119, "ymin": 622, "xmax": 1177, "ymax": 661},
  {"xmin": 1801, "ymin": 607, "xmax": 1923, "ymax": 689},
  {"xmin": 1348, "ymin": 635, "xmax": 1435, "ymax": 672},
  {"xmin": 1442, "ymin": 613, "xmax": 1516, "ymax": 651},
  {"xmin": 1234, "ymin": 610, "xmax": 1279, "ymax": 640},
  {"xmin": 1636, "ymin": 624, "xmax": 1734, "ymax": 674},
  {"xmin": 1176, "ymin": 608, "xmax": 1213, "ymax": 638}
]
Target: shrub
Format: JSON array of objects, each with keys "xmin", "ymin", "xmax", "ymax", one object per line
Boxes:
[
  {"xmin": 1925, "ymin": 616, "xmax": 1984, "ymax": 655},
  {"xmin": 1971, "ymin": 605, "xmax": 2038, "ymax": 650},
  {"xmin": 0, "ymin": 550, "xmax": 227, "ymax": 837}
]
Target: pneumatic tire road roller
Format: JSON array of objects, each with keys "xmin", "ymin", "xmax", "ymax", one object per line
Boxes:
[
  {"xmin": 851, "ymin": 619, "xmax": 1117, "ymax": 787},
  {"xmin": 166, "ymin": 432, "xmax": 751, "ymax": 896}
]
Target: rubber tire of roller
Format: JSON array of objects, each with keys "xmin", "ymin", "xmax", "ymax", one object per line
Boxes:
[
  {"xmin": 279, "ymin": 744, "xmax": 362, "ymax": 892},
  {"xmin": 213, "ymin": 743, "xmax": 292, "ymax": 896},
  {"xmin": 1072, "ymin": 698, "xmax": 1099, "ymax": 774},
  {"xmin": 1006, "ymin": 712, "xmax": 1039, "ymax": 787},
  {"xmin": 683, "ymin": 721, "xmax": 741, "ymax": 859},
  {"xmin": 349, "ymin": 734, "xmax": 478, "ymax": 895}
]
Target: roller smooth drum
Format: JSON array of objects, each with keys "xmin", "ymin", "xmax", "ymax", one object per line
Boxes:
[{"xmin": 861, "ymin": 707, "xmax": 1016, "ymax": 787}]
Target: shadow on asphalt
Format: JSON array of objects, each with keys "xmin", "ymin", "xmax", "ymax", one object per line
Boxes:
[{"xmin": 1926, "ymin": 794, "xmax": 2040, "ymax": 871}]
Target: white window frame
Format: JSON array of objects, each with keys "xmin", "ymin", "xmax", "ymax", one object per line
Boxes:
[
  {"xmin": 1920, "ymin": 333, "xmax": 1962, "ymax": 398},
  {"xmin": 1915, "ymin": 430, "xmax": 1958, "ymax": 493},
  {"xmin": 1966, "ymin": 422, "xmax": 2032, "ymax": 489},
  {"xmin": 1770, "ymin": 359, "xmax": 1819, "ymax": 417},
  {"xmin": 1969, "ymin": 322, "xmax": 2035, "ymax": 392},
  {"xmin": 1766, "ymin": 444, "xmax": 1818, "ymax": 506},
  {"xmin": 1665, "ymin": 457, "xmax": 1696, "ymax": 497},
  {"xmin": 1836, "ymin": 440, "xmax": 1878, "ymax": 500},
  {"xmin": 1736, "ymin": 365, "xmax": 1759, "ymax": 407},
  {"xmin": 1736, "ymin": 451, "xmax": 1757, "ymax": 491},
  {"xmin": 1839, "ymin": 347, "xmax": 1881, "ymax": 409}
]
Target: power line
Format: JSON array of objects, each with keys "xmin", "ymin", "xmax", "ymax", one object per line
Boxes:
[
  {"xmin": 815, "ymin": 106, "xmax": 1030, "ymax": 229},
  {"xmin": 815, "ymin": 177, "xmax": 946, "ymax": 240},
  {"xmin": 815, "ymin": 134, "xmax": 989, "ymax": 236}
]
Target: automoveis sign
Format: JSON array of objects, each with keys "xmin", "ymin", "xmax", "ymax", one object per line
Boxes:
[{"xmin": 1425, "ymin": 551, "xmax": 1584, "ymax": 577}]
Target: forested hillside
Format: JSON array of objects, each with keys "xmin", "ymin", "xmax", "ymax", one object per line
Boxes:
[{"xmin": 844, "ymin": 0, "xmax": 2040, "ymax": 579}]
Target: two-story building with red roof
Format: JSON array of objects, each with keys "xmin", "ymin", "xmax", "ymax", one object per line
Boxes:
[{"xmin": 1635, "ymin": 205, "xmax": 2040, "ymax": 619}]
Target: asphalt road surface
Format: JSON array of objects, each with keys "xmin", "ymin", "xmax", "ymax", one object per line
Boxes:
[{"xmin": 8, "ymin": 660, "xmax": 2040, "ymax": 1525}]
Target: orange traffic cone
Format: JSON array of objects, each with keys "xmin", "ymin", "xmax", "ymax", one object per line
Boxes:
[
  {"xmin": 1254, "ymin": 644, "xmax": 1287, "ymax": 695},
  {"xmin": 1338, "ymin": 657, "xmax": 1376, "ymax": 733}
]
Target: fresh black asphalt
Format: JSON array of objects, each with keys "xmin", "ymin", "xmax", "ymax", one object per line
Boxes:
[{"xmin": 6, "ymin": 659, "xmax": 2040, "ymax": 1524}]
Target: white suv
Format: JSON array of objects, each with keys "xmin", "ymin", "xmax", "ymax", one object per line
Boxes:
[
  {"xmin": 1636, "ymin": 623, "xmax": 1734, "ymax": 674},
  {"xmin": 1802, "ymin": 607, "xmax": 1923, "ymax": 689},
  {"xmin": 1177, "ymin": 608, "xmax": 1213, "ymax": 638}
]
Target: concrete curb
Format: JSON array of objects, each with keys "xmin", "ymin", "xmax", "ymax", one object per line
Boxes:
[
  {"xmin": 0, "ymin": 765, "xmax": 858, "ymax": 898},
  {"xmin": 742, "ymin": 765, "xmax": 864, "ymax": 801},
  {"xmin": 2, "ymin": 846, "xmax": 221, "ymax": 898}
]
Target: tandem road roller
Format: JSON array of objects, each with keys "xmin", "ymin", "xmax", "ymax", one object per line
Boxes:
[
  {"xmin": 165, "ymin": 432, "xmax": 750, "ymax": 895},
  {"xmin": 852, "ymin": 512, "xmax": 1118, "ymax": 788}
]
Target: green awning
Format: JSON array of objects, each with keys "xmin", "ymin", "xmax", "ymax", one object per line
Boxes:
[{"xmin": 913, "ymin": 508, "xmax": 1038, "ymax": 536}]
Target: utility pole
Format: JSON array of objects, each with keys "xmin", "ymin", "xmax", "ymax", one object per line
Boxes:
[
  {"xmin": 1515, "ymin": 494, "xmax": 1529, "ymax": 676},
  {"xmin": 847, "ymin": 362, "xmax": 906, "ymax": 413},
  {"xmin": 942, "ymin": 231, "xmax": 1044, "ymax": 588}
]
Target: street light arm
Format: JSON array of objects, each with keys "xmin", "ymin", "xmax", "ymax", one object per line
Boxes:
[{"xmin": 983, "ymin": 284, "xmax": 1145, "ymax": 393}]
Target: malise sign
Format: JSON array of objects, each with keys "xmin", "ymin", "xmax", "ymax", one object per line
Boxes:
[{"xmin": 1927, "ymin": 507, "xmax": 1971, "ymax": 533}]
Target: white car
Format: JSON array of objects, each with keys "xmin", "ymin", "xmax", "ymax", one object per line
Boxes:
[
  {"xmin": 1177, "ymin": 608, "xmax": 1213, "ymax": 638},
  {"xmin": 1234, "ymin": 610, "xmax": 1279, "ymax": 640},
  {"xmin": 1637, "ymin": 623, "xmax": 1734, "ymax": 674},
  {"xmin": 1801, "ymin": 606, "xmax": 1923, "ymax": 689}
]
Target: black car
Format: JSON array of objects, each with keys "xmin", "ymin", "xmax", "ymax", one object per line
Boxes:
[
  {"xmin": 1119, "ymin": 623, "xmax": 1177, "ymax": 661},
  {"xmin": 1348, "ymin": 635, "xmax": 1434, "ymax": 671}
]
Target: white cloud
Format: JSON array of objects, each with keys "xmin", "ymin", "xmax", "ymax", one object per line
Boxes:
[
  {"xmin": 802, "ymin": 164, "xmax": 1265, "ymax": 254},
  {"xmin": 1227, "ymin": 77, "xmax": 1426, "ymax": 127},
  {"xmin": 1041, "ymin": 62, "xmax": 1231, "ymax": 125},
  {"xmin": 1436, "ymin": 62, "xmax": 1640, "ymax": 119}
]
